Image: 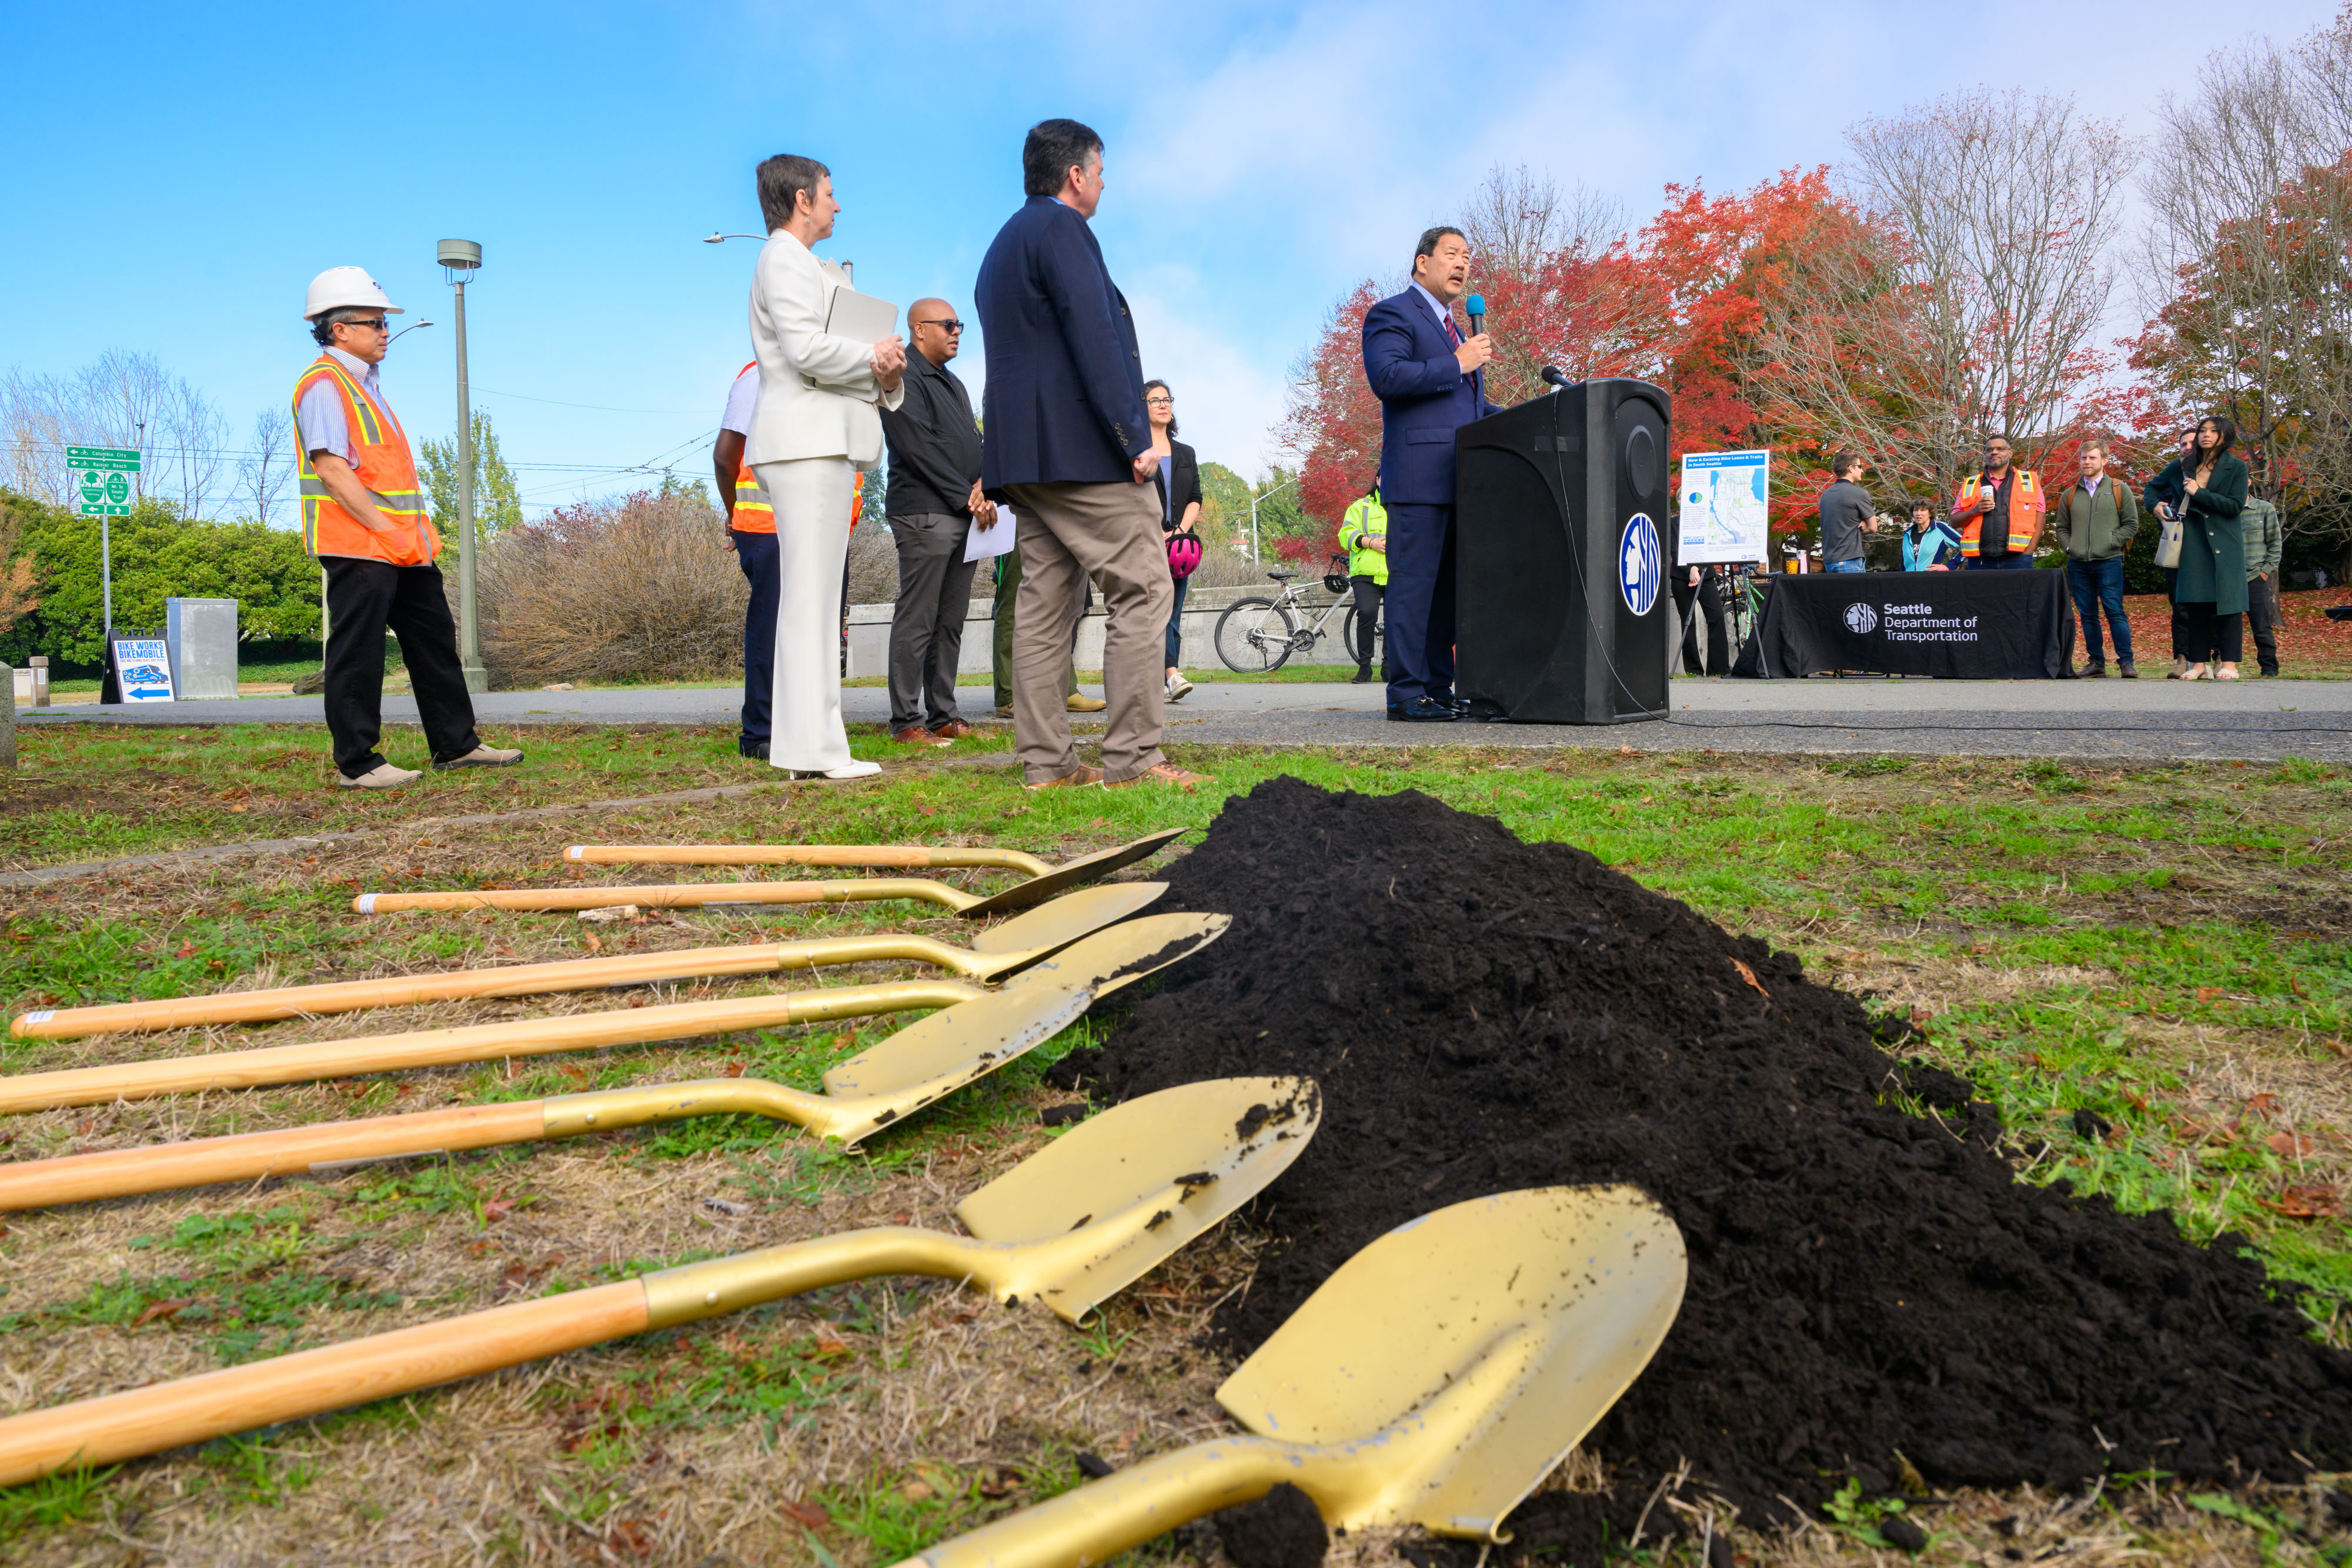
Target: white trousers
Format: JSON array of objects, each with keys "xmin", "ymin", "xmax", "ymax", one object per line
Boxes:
[{"xmin": 753, "ymin": 457, "xmax": 854, "ymax": 773}]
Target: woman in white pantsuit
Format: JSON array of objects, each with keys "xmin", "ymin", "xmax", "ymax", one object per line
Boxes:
[{"xmin": 746, "ymin": 153, "xmax": 906, "ymax": 778}]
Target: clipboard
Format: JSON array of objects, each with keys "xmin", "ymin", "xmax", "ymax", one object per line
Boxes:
[{"xmin": 803, "ymin": 287, "xmax": 899, "ymax": 390}]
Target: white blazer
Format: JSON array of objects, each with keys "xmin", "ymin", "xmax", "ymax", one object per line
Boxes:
[{"xmin": 745, "ymin": 230, "xmax": 904, "ymax": 468}]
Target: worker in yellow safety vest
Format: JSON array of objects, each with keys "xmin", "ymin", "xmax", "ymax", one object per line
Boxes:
[
  {"xmin": 1337, "ymin": 481, "xmax": 1389, "ymax": 683},
  {"xmin": 294, "ymin": 267, "xmax": 522, "ymax": 789},
  {"xmin": 715, "ymin": 361, "xmax": 779, "ymax": 758},
  {"xmin": 1952, "ymin": 434, "xmax": 2046, "ymax": 569}
]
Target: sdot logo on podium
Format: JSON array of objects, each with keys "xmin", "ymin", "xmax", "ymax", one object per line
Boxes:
[
  {"xmin": 1843, "ymin": 602, "xmax": 1880, "ymax": 634},
  {"xmin": 1619, "ymin": 513, "xmax": 1660, "ymax": 616}
]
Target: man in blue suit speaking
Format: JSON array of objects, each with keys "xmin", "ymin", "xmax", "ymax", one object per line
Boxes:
[{"xmin": 1362, "ymin": 226, "xmax": 1499, "ymax": 721}]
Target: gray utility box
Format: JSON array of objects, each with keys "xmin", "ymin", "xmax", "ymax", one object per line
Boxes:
[{"xmin": 166, "ymin": 598, "xmax": 239, "ymax": 700}]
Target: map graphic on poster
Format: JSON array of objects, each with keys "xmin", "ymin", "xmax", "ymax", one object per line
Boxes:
[{"xmin": 1678, "ymin": 449, "xmax": 1770, "ymax": 564}]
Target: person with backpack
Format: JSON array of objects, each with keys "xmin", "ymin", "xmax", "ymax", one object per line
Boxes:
[
  {"xmin": 1337, "ymin": 482, "xmax": 1389, "ymax": 684},
  {"xmin": 2050, "ymin": 438, "xmax": 2140, "ymax": 677}
]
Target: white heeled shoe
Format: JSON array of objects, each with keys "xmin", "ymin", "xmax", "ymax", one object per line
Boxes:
[{"xmin": 800, "ymin": 758, "xmax": 882, "ymax": 780}]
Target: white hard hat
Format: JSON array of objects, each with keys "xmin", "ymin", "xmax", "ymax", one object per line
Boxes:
[{"xmin": 303, "ymin": 266, "xmax": 403, "ymax": 322}]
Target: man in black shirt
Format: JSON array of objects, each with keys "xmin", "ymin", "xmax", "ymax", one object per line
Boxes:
[
  {"xmin": 1817, "ymin": 451, "xmax": 1877, "ymax": 572},
  {"xmin": 879, "ymin": 297, "xmax": 996, "ymax": 745}
]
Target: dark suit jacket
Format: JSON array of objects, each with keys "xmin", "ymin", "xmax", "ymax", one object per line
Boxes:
[
  {"xmin": 974, "ymin": 195, "xmax": 1149, "ymax": 497},
  {"xmin": 1361, "ymin": 287, "xmax": 1499, "ymax": 507},
  {"xmin": 1148, "ymin": 439, "xmax": 1201, "ymax": 532}
]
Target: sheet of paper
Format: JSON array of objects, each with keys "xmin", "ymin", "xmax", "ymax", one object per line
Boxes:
[{"xmin": 963, "ymin": 509, "xmax": 1017, "ymax": 563}]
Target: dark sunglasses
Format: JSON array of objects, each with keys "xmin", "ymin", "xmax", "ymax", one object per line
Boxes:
[
  {"xmin": 916, "ymin": 317, "xmax": 965, "ymax": 333},
  {"xmin": 343, "ymin": 317, "xmax": 390, "ymax": 333}
]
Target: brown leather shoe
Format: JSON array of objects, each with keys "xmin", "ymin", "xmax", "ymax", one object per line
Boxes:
[
  {"xmin": 1105, "ymin": 763, "xmax": 1210, "ymax": 791},
  {"xmin": 1065, "ymin": 691, "xmax": 1107, "ymax": 713},
  {"xmin": 891, "ymin": 726, "xmax": 952, "ymax": 747},
  {"xmin": 1023, "ymin": 764, "xmax": 1104, "ymax": 791},
  {"xmin": 930, "ymin": 718, "xmax": 978, "ymax": 740}
]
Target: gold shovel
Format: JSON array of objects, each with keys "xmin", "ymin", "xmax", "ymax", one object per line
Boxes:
[
  {"xmin": 10, "ymin": 882, "xmax": 1167, "ymax": 1041},
  {"xmin": 0, "ymin": 1075, "xmax": 1319, "ymax": 1489},
  {"xmin": 0, "ymin": 915, "xmax": 1224, "ymax": 1116},
  {"xmin": 899, "ymin": 1186, "xmax": 1687, "ymax": 1568},
  {"xmin": 563, "ymin": 827, "xmax": 1186, "ymax": 881},
  {"xmin": 355, "ymin": 830, "xmax": 1188, "ymax": 918}
]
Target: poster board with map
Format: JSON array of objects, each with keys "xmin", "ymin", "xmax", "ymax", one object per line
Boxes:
[{"xmin": 1678, "ymin": 449, "xmax": 1770, "ymax": 564}]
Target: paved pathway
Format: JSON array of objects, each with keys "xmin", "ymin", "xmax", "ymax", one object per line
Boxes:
[{"xmin": 25, "ymin": 676, "xmax": 2350, "ymax": 762}]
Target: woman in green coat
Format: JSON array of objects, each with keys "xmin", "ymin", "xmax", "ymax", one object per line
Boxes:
[{"xmin": 2143, "ymin": 415, "xmax": 2249, "ymax": 680}]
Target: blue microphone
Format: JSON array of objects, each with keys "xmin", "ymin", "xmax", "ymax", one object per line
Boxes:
[{"xmin": 1465, "ymin": 293, "xmax": 1485, "ymax": 338}]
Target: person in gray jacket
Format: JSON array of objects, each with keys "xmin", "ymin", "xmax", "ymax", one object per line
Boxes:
[
  {"xmin": 2050, "ymin": 438, "xmax": 2141, "ymax": 677},
  {"xmin": 2242, "ymin": 493, "xmax": 2284, "ymax": 677}
]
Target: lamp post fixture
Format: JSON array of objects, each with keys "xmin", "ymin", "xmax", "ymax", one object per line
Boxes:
[
  {"xmin": 1248, "ymin": 474, "xmax": 1298, "ymax": 564},
  {"xmin": 438, "ymin": 239, "xmax": 487, "ymax": 694}
]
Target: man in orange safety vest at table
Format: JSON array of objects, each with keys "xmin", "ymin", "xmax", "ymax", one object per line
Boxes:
[
  {"xmin": 1952, "ymin": 433, "xmax": 2046, "ymax": 571},
  {"xmin": 715, "ymin": 360, "xmax": 868, "ymax": 761},
  {"xmin": 294, "ymin": 267, "xmax": 523, "ymax": 788}
]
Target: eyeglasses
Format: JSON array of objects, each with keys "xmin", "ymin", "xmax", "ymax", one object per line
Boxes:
[
  {"xmin": 343, "ymin": 317, "xmax": 390, "ymax": 333},
  {"xmin": 915, "ymin": 318, "xmax": 965, "ymax": 333},
  {"xmin": 1145, "ymin": 396, "xmax": 1174, "ymax": 406}
]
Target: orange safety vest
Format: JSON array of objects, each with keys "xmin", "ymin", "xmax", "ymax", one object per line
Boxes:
[
  {"xmin": 292, "ymin": 355, "xmax": 437, "ymax": 566},
  {"xmin": 1954, "ymin": 467, "xmax": 2044, "ymax": 558},
  {"xmin": 729, "ymin": 363, "xmax": 775, "ymax": 533}
]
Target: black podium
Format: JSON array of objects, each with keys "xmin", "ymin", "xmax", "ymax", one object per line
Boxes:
[{"xmin": 1455, "ymin": 377, "xmax": 1672, "ymax": 724}]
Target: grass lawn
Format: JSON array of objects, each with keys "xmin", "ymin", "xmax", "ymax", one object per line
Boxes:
[{"xmin": 0, "ymin": 727, "xmax": 2346, "ymax": 1566}]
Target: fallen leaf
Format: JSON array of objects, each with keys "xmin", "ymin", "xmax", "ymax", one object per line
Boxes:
[
  {"xmin": 174, "ymin": 942, "xmax": 198, "ymax": 959},
  {"xmin": 132, "ymin": 1298, "xmax": 192, "ymax": 1328},
  {"xmin": 2260, "ymin": 1184, "xmax": 2343, "ymax": 1219},
  {"xmin": 1730, "ymin": 959, "xmax": 1770, "ymax": 999},
  {"xmin": 917, "ymin": 804, "xmax": 937, "ymax": 817},
  {"xmin": 583, "ymin": 934, "xmax": 602, "ymax": 954},
  {"xmin": 780, "ymin": 1499, "xmax": 830, "ymax": 1529},
  {"xmin": 482, "ymin": 1197, "xmax": 518, "ymax": 1222},
  {"xmin": 720, "ymin": 1058, "xmax": 746, "ymax": 1078},
  {"xmin": 2269, "ymin": 1131, "xmax": 2318, "ymax": 1159},
  {"xmin": 900, "ymin": 1480, "xmax": 936, "ymax": 1502},
  {"xmin": 609, "ymin": 1517, "xmax": 654, "ymax": 1554},
  {"xmin": 2245, "ymin": 1092, "xmax": 2281, "ymax": 1118},
  {"xmin": 2196, "ymin": 986, "xmax": 2223, "ymax": 1002}
]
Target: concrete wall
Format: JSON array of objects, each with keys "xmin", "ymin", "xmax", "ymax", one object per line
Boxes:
[{"xmin": 844, "ymin": 581, "xmax": 1366, "ymax": 678}]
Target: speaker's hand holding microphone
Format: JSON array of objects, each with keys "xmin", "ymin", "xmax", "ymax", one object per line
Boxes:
[{"xmin": 1455, "ymin": 293, "xmax": 1494, "ymax": 373}]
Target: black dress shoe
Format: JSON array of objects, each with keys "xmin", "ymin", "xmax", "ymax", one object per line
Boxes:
[
  {"xmin": 738, "ymin": 737, "xmax": 770, "ymax": 760},
  {"xmin": 1387, "ymin": 697, "xmax": 1459, "ymax": 723},
  {"xmin": 1349, "ymin": 666, "xmax": 1375, "ymax": 684}
]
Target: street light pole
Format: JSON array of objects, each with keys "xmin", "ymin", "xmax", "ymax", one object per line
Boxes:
[
  {"xmin": 1247, "ymin": 474, "xmax": 1298, "ymax": 564},
  {"xmin": 439, "ymin": 239, "xmax": 487, "ymax": 694}
]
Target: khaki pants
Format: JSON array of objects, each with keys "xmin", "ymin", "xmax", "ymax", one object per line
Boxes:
[{"xmin": 1004, "ymin": 480, "xmax": 1171, "ymax": 784}]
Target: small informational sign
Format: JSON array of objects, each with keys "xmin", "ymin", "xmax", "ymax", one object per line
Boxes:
[
  {"xmin": 67, "ymin": 446, "xmax": 142, "ymax": 518},
  {"xmin": 1678, "ymin": 449, "xmax": 1770, "ymax": 564},
  {"xmin": 111, "ymin": 637, "xmax": 175, "ymax": 703}
]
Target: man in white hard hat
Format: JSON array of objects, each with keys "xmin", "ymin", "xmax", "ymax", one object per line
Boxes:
[{"xmin": 295, "ymin": 266, "xmax": 522, "ymax": 787}]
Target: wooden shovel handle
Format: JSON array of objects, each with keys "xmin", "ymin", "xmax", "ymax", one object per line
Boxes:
[
  {"xmin": 9, "ymin": 945, "xmax": 791, "ymax": 1039},
  {"xmin": 565, "ymin": 845, "xmax": 1053, "ymax": 876},
  {"xmin": 0, "ymin": 1101, "xmax": 547, "ymax": 1211},
  {"xmin": 0, "ymin": 1281, "xmax": 648, "ymax": 1487},
  {"xmin": 354, "ymin": 878, "xmax": 971, "ymax": 914}
]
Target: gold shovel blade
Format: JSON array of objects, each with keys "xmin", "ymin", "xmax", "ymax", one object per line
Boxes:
[
  {"xmin": 1215, "ymin": 1186, "xmax": 1686, "ymax": 1537},
  {"xmin": 957, "ymin": 1076, "xmax": 1321, "ymax": 1321},
  {"xmin": 822, "ymin": 914, "xmax": 1228, "ymax": 1099},
  {"xmin": 959, "ymin": 828, "xmax": 1190, "ymax": 917},
  {"xmin": 995, "ymin": 911, "xmax": 1229, "ymax": 1001},
  {"xmin": 967, "ymin": 882, "xmax": 1166, "ymax": 958}
]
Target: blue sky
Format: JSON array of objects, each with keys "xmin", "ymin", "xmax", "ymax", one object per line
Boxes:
[{"xmin": 0, "ymin": 0, "xmax": 2337, "ymax": 521}]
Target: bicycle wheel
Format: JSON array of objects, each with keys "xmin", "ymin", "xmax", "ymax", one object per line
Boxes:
[
  {"xmin": 1214, "ymin": 598, "xmax": 1298, "ymax": 673},
  {"xmin": 1341, "ymin": 606, "xmax": 1384, "ymax": 668}
]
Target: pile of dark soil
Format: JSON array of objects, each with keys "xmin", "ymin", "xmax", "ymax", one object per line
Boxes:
[{"xmin": 1057, "ymin": 778, "xmax": 2352, "ymax": 1544}]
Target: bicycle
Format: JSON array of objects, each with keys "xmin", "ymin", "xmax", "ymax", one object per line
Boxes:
[{"xmin": 1212, "ymin": 569, "xmax": 1382, "ymax": 674}]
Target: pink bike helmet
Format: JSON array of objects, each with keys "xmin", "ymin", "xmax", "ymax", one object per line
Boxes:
[{"xmin": 1167, "ymin": 530, "xmax": 1204, "ymax": 579}]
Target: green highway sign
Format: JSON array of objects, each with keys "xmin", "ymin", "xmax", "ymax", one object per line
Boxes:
[
  {"xmin": 66, "ymin": 446, "xmax": 142, "ymax": 470},
  {"xmin": 67, "ymin": 446, "xmax": 141, "ymax": 518}
]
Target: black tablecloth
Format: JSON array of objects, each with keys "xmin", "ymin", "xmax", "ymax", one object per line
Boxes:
[{"xmin": 1732, "ymin": 569, "xmax": 2076, "ymax": 678}]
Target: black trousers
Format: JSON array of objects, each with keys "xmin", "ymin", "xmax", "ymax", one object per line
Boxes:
[
  {"xmin": 2177, "ymin": 602, "xmax": 2244, "ymax": 664},
  {"xmin": 1671, "ymin": 570, "xmax": 1729, "ymax": 676},
  {"xmin": 2247, "ymin": 574, "xmax": 2280, "ymax": 673},
  {"xmin": 323, "ymin": 556, "xmax": 481, "ymax": 778},
  {"xmin": 733, "ymin": 527, "xmax": 779, "ymax": 744},
  {"xmin": 1349, "ymin": 576, "xmax": 1384, "ymax": 668},
  {"xmin": 887, "ymin": 511, "xmax": 977, "ymax": 731}
]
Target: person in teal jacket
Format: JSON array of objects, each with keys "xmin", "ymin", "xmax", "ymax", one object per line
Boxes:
[
  {"xmin": 2142, "ymin": 415, "xmax": 2249, "ymax": 680},
  {"xmin": 1337, "ymin": 482, "xmax": 1389, "ymax": 684}
]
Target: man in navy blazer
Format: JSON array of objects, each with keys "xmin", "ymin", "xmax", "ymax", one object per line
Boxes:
[
  {"xmin": 1362, "ymin": 225, "xmax": 1499, "ymax": 721},
  {"xmin": 975, "ymin": 119, "xmax": 1200, "ymax": 790}
]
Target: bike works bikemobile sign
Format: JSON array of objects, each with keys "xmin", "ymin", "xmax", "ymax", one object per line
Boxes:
[{"xmin": 109, "ymin": 637, "xmax": 176, "ymax": 703}]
